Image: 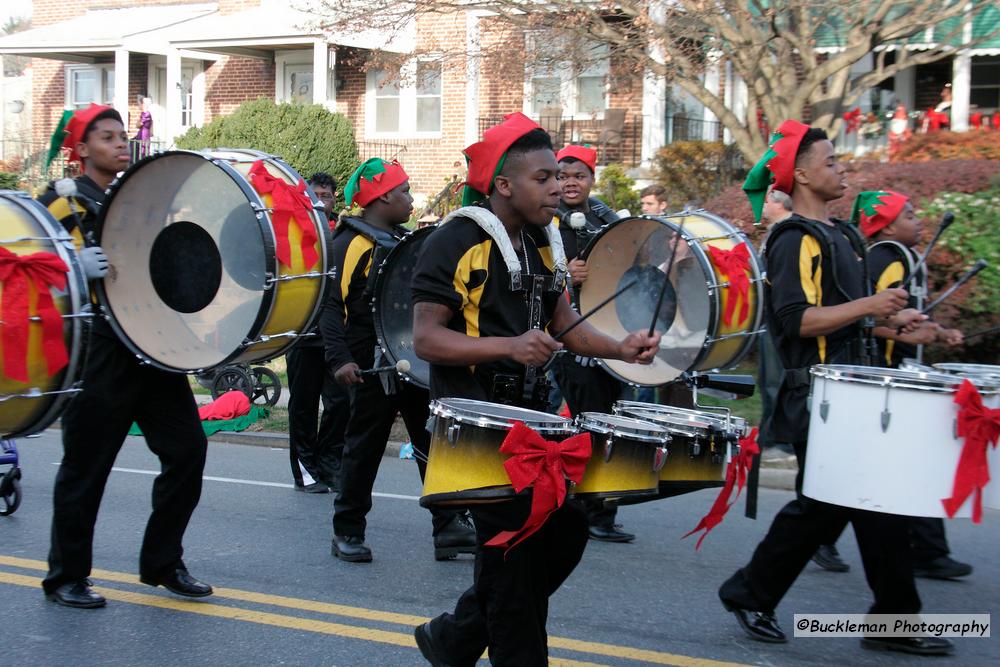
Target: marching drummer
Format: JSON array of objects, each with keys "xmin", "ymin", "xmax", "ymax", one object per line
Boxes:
[
  {"xmin": 319, "ymin": 158, "xmax": 475, "ymax": 563},
  {"xmin": 38, "ymin": 104, "xmax": 213, "ymax": 608},
  {"xmin": 717, "ymin": 121, "xmax": 952, "ymax": 656},
  {"xmin": 409, "ymin": 113, "xmax": 660, "ymax": 666}
]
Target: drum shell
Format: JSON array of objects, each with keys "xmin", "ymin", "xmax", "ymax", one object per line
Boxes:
[
  {"xmin": 0, "ymin": 191, "xmax": 88, "ymax": 438},
  {"xmin": 572, "ymin": 413, "xmax": 667, "ymax": 498},
  {"xmin": 804, "ymin": 365, "xmax": 1000, "ymax": 516}
]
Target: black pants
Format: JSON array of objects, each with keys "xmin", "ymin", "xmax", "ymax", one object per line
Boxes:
[
  {"xmin": 43, "ymin": 333, "xmax": 207, "ymax": 594},
  {"xmin": 719, "ymin": 440, "xmax": 920, "ymax": 615},
  {"xmin": 285, "ymin": 346, "xmax": 348, "ymax": 486},
  {"xmin": 552, "ymin": 355, "xmax": 622, "ymax": 528},
  {"xmin": 825, "ymin": 516, "xmax": 951, "ymax": 563},
  {"xmin": 427, "ymin": 499, "xmax": 589, "ymax": 666},
  {"xmin": 332, "ymin": 374, "xmax": 454, "ymax": 537}
]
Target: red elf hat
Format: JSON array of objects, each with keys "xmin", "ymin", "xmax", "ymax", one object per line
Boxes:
[
  {"xmin": 343, "ymin": 158, "xmax": 409, "ymax": 208},
  {"xmin": 462, "ymin": 112, "xmax": 544, "ymax": 205},
  {"xmin": 850, "ymin": 190, "xmax": 910, "ymax": 238},
  {"xmin": 742, "ymin": 119, "xmax": 810, "ymax": 223},
  {"xmin": 556, "ymin": 144, "xmax": 597, "ymax": 173}
]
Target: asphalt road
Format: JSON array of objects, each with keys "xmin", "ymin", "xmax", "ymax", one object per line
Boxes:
[{"xmin": 1, "ymin": 432, "xmax": 997, "ymax": 666}]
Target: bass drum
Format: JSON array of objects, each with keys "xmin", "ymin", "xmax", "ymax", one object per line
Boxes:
[
  {"xmin": 0, "ymin": 191, "xmax": 89, "ymax": 438},
  {"xmin": 96, "ymin": 149, "xmax": 331, "ymax": 372},
  {"xmin": 372, "ymin": 225, "xmax": 435, "ymax": 387},
  {"xmin": 579, "ymin": 212, "xmax": 763, "ymax": 386}
]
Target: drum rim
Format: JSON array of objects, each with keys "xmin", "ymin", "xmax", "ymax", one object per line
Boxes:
[
  {"xmin": 933, "ymin": 362, "xmax": 1000, "ymax": 379},
  {"xmin": 575, "ymin": 411, "xmax": 671, "ymax": 443},
  {"xmin": 0, "ymin": 192, "xmax": 89, "ymax": 438},
  {"xmin": 430, "ymin": 397, "xmax": 575, "ymax": 433},
  {"xmin": 811, "ymin": 364, "xmax": 1000, "ymax": 393},
  {"xmin": 615, "ymin": 407, "xmax": 712, "ymax": 437},
  {"xmin": 613, "ymin": 400, "xmax": 747, "ymax": 436},
  {"xmin": 372, "ymin": 224, "xmax": 437, "ymax": 389}
]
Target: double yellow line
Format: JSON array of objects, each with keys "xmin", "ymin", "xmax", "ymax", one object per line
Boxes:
[{"xmin": 0, "ymin": 555, "xmax": 748, "ymax": 667}]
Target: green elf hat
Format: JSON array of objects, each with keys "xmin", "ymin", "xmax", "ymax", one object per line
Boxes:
[
  {"xmin": 742, "ymin": 119, "xmax": 810, "ymax": 223},
  {"xmin": 343, "ymin": 158, "xmax": 409, "ymax": 208},
  {"xmin": 461, "ymin": 112, "xmax": 544, "ymax": 206},
  {"xmin": 45, "ymin": 103, "xmax": 121, "ymax": 172},
  {"xmin": 850, "ymin": 190, "xmax": 909, "ymax": 238}
]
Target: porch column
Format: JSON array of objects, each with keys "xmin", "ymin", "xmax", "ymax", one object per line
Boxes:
[
  {"xmin": 464, "ymin": 11, "xmax": 482, "ymax": 146},
  {"xmin": 894, "ymin": 66, "xmax": 916, "ymax": 111},
  {"xmin": 113, "ymin": 49, "xmax": 130, "ymax": 123},
  {"xmin": 166, "ymin": 48, "xmax": 182, "ymax": 142},
  {"xmin": 313, "ymin": 39, "xmax": 329, "ymax": 106},
  {"xmin": 950, "ymin": 3, "xmax": 974, "ymax": 132},
  {"xmin": 641, "ymin": 67, "xmax": 666, "ymax": 167}
]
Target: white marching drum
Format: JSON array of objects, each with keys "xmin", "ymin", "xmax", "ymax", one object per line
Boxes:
[{"xmin": 804, "ymin": 365, "xmax": 1000, "ymax": 517}]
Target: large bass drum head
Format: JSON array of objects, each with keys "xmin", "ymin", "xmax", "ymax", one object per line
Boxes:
[
  {"xmin": 580, "ymin": 216, "xmax": 712, "ymax": 385},
  {"xmin": 98, "ymin": 151, "xmax": 270, "ymax": 372}
]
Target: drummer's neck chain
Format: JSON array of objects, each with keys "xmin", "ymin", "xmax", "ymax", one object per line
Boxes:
[{"xmin": 517, "ymin": 229, "xmax": 531, "ymax": 275}]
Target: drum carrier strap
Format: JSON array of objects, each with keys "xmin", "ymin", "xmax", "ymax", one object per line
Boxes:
[{"xmin": 870, "ymin": 239, "xmax": 926, "ymax": 361}]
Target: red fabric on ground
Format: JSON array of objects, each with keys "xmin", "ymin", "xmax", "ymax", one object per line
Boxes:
[{"xmin": 198, "ymin": 390, "xmax": 251, "ymax": 421}]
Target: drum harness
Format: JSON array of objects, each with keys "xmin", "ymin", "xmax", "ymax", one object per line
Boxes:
[
  {"xmin": 870, "ymin": 240, "xmax": 926, "ymax": 361},
  {"xmin": 440, "ymin": 206, "xmax": 568, "ymax": 411}
]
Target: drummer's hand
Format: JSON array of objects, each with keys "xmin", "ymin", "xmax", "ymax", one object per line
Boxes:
[
  {"xmin": 510, "ymin": 330, "xmax": 562, "ymax": 366},
  {"xmin": 618, "ymin": 330, "xmax": 661, "ymax": 364},
  {"xmin": 903, "ymin": 322, "xmax": 940, "ymax": 345},
  {"xmin": 79, "ymin": 246, "xmax": 109, "ymax": 280},
  {"xmin": 568, "ymin": 258, "xmax": 588, "ymax": 286},
  {"xmin": 867, "ymin": 288, "xmax": 908, "ymax": 318},
  {"xmin": 334, "ymin": 362, "xmax": 363, "ymax": 387},
  {"xmin": 938, "ymin": 327, "xmax": 964, "ymax": 347},
  {"xmin": 888, "ymin": 307, "xmax": 927, "ymax": 334}
]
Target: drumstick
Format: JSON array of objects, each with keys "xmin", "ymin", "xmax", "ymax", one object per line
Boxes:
[
  {"xmin": 355, "ymin": 359, "xmax": 411, "ymax": 377},
  {"xmin": 901, "ymin": 212, "xmax": 954, "ymax": 291},
  {"xmin": 920, "ymin": 259, "xmax": 987, "ymax": 316},
  {"xmin": 647, "ymin": 220, "xmax": 686, "ymax": 337},
  {"xmin": 551, "ymin": 279, "xmax": 638, "ymax": 341},
  {"xmin": 963, "ymin": 325, "xmax": 1000, "ymax": 342}
]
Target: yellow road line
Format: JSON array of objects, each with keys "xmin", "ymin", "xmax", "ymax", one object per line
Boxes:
[{"xmin": 1, "ymin": 555, "xmax": 749, "ymax": 667}]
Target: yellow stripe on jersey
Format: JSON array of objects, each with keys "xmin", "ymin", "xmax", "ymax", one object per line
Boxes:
[
  {"xmin": 876, "ymin": 260, "xmax": 906, "ymax": 365},
  {"xmin": 537, "ymin": 245, "xmax": 555, "ymax": 273},
  {"xmin": 452, "ymin": 239, "xmax": 491, "ymax": 338},
  {"xmin": 340, "ymin": 234, "xmax": 374, "ymax": 321},
  {"xmin": 45, "ymin": 196, "xmax": 87, "ymax": 251},
  {"xmin": 798, "ymin": 235, "xmax": 827, "ymax": 362}
]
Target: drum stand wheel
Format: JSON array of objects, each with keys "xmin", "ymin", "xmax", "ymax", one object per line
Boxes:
[
  {"xmin": 0, "ymin": 467, "xmax": 22, "ymax": 516},
  {"xmin": 249, "ymin": 366, "xmax": 282, "ymax": 407},
  {"xmin": 211, "ymin": 366, "xmax": 255, "ymax": 401}
]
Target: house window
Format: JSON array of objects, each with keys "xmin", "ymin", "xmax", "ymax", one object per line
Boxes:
[
  {"xmin": 416, "ymin": 61, "xmax": 442, "ymax": 133},
  {"xmin": 524, "ymin": 39, "xmax": 608, "ymax": 117},
  {"xmin": 66, "ymin": 65, "xmax": 115, "ymax": 108},
  {"xmin": 374, "ymin": 71, "xmax": 401, "ymax": 132},
  {"xmin": 366, "ymin": 60, "xmax": 443, "ymax": 137},
  {"xmin": 970, "ymin": 56, "xmax": 1000, "ymax": 109}
]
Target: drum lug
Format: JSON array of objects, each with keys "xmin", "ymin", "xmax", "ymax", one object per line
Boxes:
[
  {"xmin": 880, "ymin": 385, "xmax": 892, "ymax": 432},
  {"xmin": 263, "ymin": 272, "xmax": 275, "ymax": 290},
  {"xmin": 653, "ymin": 446, "xmax": 669, "ymax": 472},
  {"xmin": 688, "ymin": 439, "xmax": 701, "ymax": 458},
  {"xmin": 603, "ymin": 436, "xmax": 614, "ymax": 462},
  {"xmin": 447, "ymin": 422, "xmax": 461, "ymax": 446},
  {"xmin": 953, "ymin": 418, "xmax": 958, "ymax": 440},
  {"xmin": 819, "ymin": 399, "xmax": 830, "ymax": 422}
]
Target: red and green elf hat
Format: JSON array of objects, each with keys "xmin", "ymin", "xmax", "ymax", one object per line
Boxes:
[
  {"xmin": 462, "ymin": 112, "xmax": 544, "ymax": 206},
  {"xmin": 343, "ymin": 158, "xmax": 409, "ymax": 208},
  {"xmin": 850, "ymin": 190, "xmax": 910, "ymax": 238},
  {"xmin": 742, "ymin": 119, "xmax": 810, "ymax": 223},
  {"xmin": 556, "ymin": 144, "xmax": 597, "ymax": 173},
  {"xmin": 45, "ymin": 103, "xmax": 121, "ymax": 172}
]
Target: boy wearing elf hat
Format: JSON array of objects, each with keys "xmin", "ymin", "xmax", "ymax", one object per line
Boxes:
[
  {"xmin": 717, "ymin": 121, "xmax": 951, "ymax": 656},
  {"xmin": 320, "ymin": 158, "xmax": 475, "ymax": 563},
  {"xmin": 410, "ymin": 113, "xmax": 660, "ymax": 665},
  {"xmin": 38, "ymin": 104, "xmax": 213, "ymax": 608}
]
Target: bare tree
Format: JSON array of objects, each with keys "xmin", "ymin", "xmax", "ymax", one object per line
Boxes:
[
  {"xmin": 302, "ymin": 1, "xmax": 1000, "ymax": 161},
  {"xmin": 2, "ymin": 16, "xmax": 31, "ymax": 77}
]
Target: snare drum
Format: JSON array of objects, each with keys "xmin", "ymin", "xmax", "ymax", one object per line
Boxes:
[
  {"xmin": 579, "ymin": 212, "xmax": 763, "ymax": 385},
  {"xmin": 899, "ymin": 358, "xmax": 936, "ymax": 374},
  {"xmin": 571, "ymin": 413, "xmax": 669, "ymax": 498},
  {"xmin": 96, "ymin": 149, "xmax": 331, "ymax": 372},
  {"xmin": 1, "ymin": 191, "xmax": 89, "ymax": 438},
  {"xmin": 805, "ymin": 365, "xmax": 1000, "ymax": 516},
  {"xmin": 933, "ymin": 363, "xmax": 1000, "ymax": 383},
  {"xmin": 420, "ymin": 398, "xmax": 576, "ymax": 508}
]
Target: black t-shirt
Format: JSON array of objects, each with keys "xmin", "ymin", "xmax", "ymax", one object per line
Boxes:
[
  {"xmin": 869, "ymin": 242, "xmax": 920, "ymax": 367},
  {"xmin": 411, "ymin": 213, "xmax": 562, "ymax": 402}
]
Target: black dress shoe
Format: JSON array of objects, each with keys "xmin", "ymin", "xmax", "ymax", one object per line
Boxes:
[
  {"xmin": 588, "ymin": 524, "xmax": 635, "ymax": 543},
  {"xmin": 861, "ymin": 636, "xmax": 954, "ymax": 655},
  {"xmin": 46, "ymin": 581, "xmax": 106, "ymax": 609},
  {"xmin": 414, "ymin": 622, "xmax": 452, "ymax": 667},
  {"xmin": 332, "ymin": 535, "xmax": 372, "ymax": 563},
  {"xmin": 913, "ymin": 556, "xmax": 973, "ymax": 580},
  {"xmin": 140, "ymin": 568, "xmax": 213, "ymax": 598},
  {"xmin": 721, "ymin": 600, "xmax": 787, "ymax": 643},
  {"xmin": 812, "ymin": 544, "xmax": 850, "ymax": 572},
  {"xmin": 433, "ymin": 514, "xmax": 476, "ymax": 560},
  {"xmin": 295, "ymin": 482, "xmax": 330, "ymax": 494}
]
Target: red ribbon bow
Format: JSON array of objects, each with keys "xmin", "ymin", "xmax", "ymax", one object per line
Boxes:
[
  {"xmin": 0, "ymin": 247, "xmax": 70, "ymax": 383},
  {"xmin": 942, "ymin": 380, "xmax": 1000, "ymax": 523},
  {"xmin": 708, "ymin": 243, "xmax": 751, "ymax": 327},
  {"xmin": 843, "ymin": 108, "xmax": 862, "ymax": 134},
  {"xmin": 485, "ymin": 421, "xmax": 592, "ymax": 556},
  {"xmin": 248, "ymin": 160, "xmax": 320, "ymax": 271},
  {"xmin": 683, "ymin": 427, "xmax": 760, "ymax": 549}
]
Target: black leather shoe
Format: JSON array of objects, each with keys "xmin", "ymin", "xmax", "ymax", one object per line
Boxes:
[
  {"xmin": 588, "ymin": 524, "xmax": 635, "ymax": 543},
  {"xmin": 140, "ymin": 568, "xmax": 213, "ymax": 598},
  {"xmin": 721, "ymin": 600, "xmax": 787, "ymax": 643},
  {"xmin": 295, "ymin": 482, "xmax": 330, "ymax": 494},
  {"xmin": 913, "ymin": 556, "xmax": 973, "ymax": 580},
  {"xmin": 414, "ymin": 622, "xmax": 452, "ymax": 667},
  {"xmin": 46, "ymin": 581, "xmax": 106, "ymax": 609},
  {"xmin": 332, "ymin": 535, "xmax": 372, "ymax": 563},
  {"xmin": 433, "ymin": 514, "xmax": 476, "ymax": 560},
  {"xmin": 812, "ymin": 544, "xmax": 850, "ymax": 572},
  {"xmin": 861, "ymin": 636, "xmax": 954, "ymax": 655}
]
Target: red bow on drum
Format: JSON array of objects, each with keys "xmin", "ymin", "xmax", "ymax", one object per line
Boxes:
[
  {"xmin": 248, "ymin": 160, "xmax": 319, "ymax": 271},
  {"xmin": 707, "ymin": 243, "xmax": 751, "ymax": 326},
  {"xmin": 485, "ymin": 422, "xmax": 591, "ymax": 555},
  {"xmin": 942, "ymin": 380, "xmax": 1000, "ymax": 523},
  {"xmin": 683, "ymin": 427, "xmax": 760, "ymax": 549},
  {"xmin": 0, "ymin": 248, "xmax": 70, "ymax": 383}
]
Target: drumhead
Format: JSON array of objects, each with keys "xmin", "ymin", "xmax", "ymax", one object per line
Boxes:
[
  {"xmin": 811, "ymin": 364, "xmax": 999, "ymax": 393},
  {"xmin": 430, "ymin": 398, "xmax": 574, "ymax": 433},
  {"xmin": 373, "ymin": 226, "xmax": 435, "ymax": 387},
  {"xmin": 614, "ymin": 400, "xmax": 747, "ymax": 437},
  {"xmin": 576, "ymin": 412, "xmax": 670, "ymax": 443},
  {"xmin": 614, "ymin": 404, "xmax": 712, "ymax": 439}
]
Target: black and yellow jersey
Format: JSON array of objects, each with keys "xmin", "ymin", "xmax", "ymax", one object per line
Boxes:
[
  {"xmin": 36, "ymin": 175, "xmax": 105, "ymax": 251},
  {"xmin": 411, "ymin": 213, "xmax": 563, "ymax": 402},
  {"xmin": 319, "ymin": 217, "xmax": 406, "ymax": 371},
  {"xmin": 869, "ymin": 242, "xmax": 920, "ymax": 367}
]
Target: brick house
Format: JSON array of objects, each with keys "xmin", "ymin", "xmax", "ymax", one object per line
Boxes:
[{"xmin": 0, "ymin": 0, "xmax": 673, "ymax": 197}]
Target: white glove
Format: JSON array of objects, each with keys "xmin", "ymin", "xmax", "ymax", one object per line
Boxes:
[{"xmin": 79, "ymin": 246, "xmax": 109, "ymax": 280}]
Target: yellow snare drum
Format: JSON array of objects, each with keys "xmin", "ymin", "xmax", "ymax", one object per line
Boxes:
[
  {"xmin": 420, "ymin": 398, "xmax": 577, "ymax": 508},
  {"xmin": 571, "ymin": 412, "xmax": 669, "ymax": 499},
  {"xmin": 1, "ymin": 191, "xmax": 89, "ymax": 438},
  {"xmin": 97, "ymin": 149, "xmax": 331, "ymax": 372}
]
